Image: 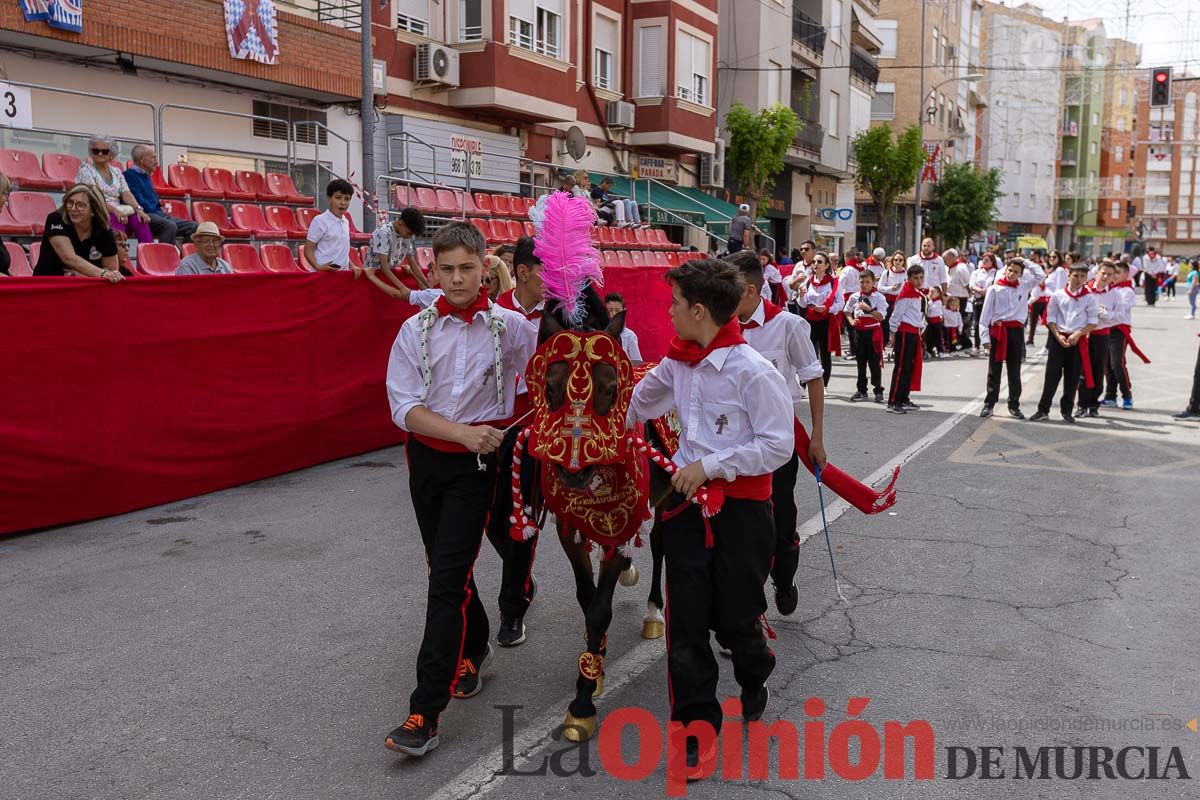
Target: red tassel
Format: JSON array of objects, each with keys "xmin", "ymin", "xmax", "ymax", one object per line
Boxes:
[
  {"xmin": 703, "ymin": 517, "xmax": 714, "ymax": 548},
  {"xmin": 759, "ymin": 614, "xmax": 778, "ymax": 640},
  {"xmin": 794, "ymin": 419, "xmax": 900, "ymax": 515}
]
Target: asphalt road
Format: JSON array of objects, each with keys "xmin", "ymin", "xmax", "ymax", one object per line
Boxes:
[{"xmin": 3, "ymin": 298, "xmax": 1199, "ymax": 800}]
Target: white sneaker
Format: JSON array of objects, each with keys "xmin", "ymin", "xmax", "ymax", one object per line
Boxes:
[
  {"xmin": 1185, "ymin": 315, "xmax": 1195, "ymax": 320},
  {"xmin": 1036, "ymin": 347, "xmax": 1048, "ymax": 357}
]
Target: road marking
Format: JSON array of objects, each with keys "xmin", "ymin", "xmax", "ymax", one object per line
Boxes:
[{"xmin": 426, "ymin": 366, "xmax": 1020, "ymax": 800}]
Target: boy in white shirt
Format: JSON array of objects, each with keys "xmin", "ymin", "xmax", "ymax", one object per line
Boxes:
[
  {"xmin": 843, "ymin": 269, "xmax": 889, "ymax": 402},
  {"xmin": 1029, "ymin": 263, "xmax": 1099, "ymax": 423},
  {"xmin": 604, "ymin": 292, "xmax": 643, "ymax": 362},
  {"xmin": 886, "ymin": 265, "xmax": 927, "ymax": 414},
  {"xmin": 978, "ymin": 257, "xmax": 1046, "ymax": 418},
  {"xmin": 304, "ymin": 179, "xmax": 354, "ymax": 271}
]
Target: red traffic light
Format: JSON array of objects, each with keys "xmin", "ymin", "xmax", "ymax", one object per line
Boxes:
[
  {"xmin": 1150, "ymin": 67, "xmax": 1172, "ymax": 107},
  {"xmin": 1155, "ymin": 72, "xmax": 1168, "ymax": 82}
]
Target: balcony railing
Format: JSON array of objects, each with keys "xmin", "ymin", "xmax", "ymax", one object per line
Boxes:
[
  {"xmin": 794, "ymin": 118, "xmax": 824, "ymax": 154},
  {"xmin": 850, "ymin": 46, "xmax": 879, "ymax": 85},
  {"xmin": 276, "ymin": 0, "xmax": 362, "ymax": 31},
  {"xmin": 793, "ymin": 11, "xmax": 827, "ymax": 54}
]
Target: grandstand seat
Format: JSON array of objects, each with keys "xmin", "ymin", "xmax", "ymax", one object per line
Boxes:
[
  {"xmin": 349, "ymin": 246, "xmax": 364, "ymax": 269},
  {"xmin": 347, "ymin": 216, "xmax": 371, "ymax": 245},
  {"xmin": 4, "ymin": 242, "xmax": 31, "ymax": 276},
  {"xmin": 520, "ymin": 196, "xmax": 536, "ymax": 215},
  {"xmin": 607, "ymin": 227, "xmax": 629, "ymax": 248},
  {"xmin": 41, "ymin": 152, "xmax": 82, "ymax": 188},
  {"xmin": 616, "ymin": 250, "xmax": 634, "ymax": 267},
  {"xmin": 234, "ymin": 170, "xmax": 287, "ymax": 203},
  {"xmin": 504, "ymin": 196, "xmax": 528, "ymax": 220},
  {"xmin": 0, "ymin": 205, "xmax": 34, "ymax": 235},
  {"xmin": 416, "ymin": 247, "xmax": 434, "ymax": 273},
  {"xmin": 230, "ymin": 204, "xmax": 285, "ymax": 239},
  {"xmin": 297, "ymin": 248, "xmax": 316, "ymax": 271},
  {"xmin": 602, "ymin": 250, "xmax": 620, "ymax": 267},
  {"xmin": 266, "ymin": 173, "xmax": 314, "ymax": 205},
  {"xmin": 168, "ymin": 163, "xmax": 224, "ymax": 199},
  {"xmin": 590, "ymin": 226, "xmax": 601, "ymax": 245},
  {"xmin": 202, "ymin": 168, "xmax": 256, "ymax": 201},
  {"xmin": 470, "ymin": 217, "xmax": 494, "ymax": 241},
  {"xmin": 8, "ymin": 191, "xmax": 56, "ymax": 234},
  {"xmin": 523, "ymin": 222, "xmax": 536, "ymax": 238},
  {"xmin": 181, "ymin": 243, "xmax": 196, "ymax": 259},
  {"xmin": 295, "ymin": 207, "xmax": 320, "ymax": 230},
  {"xmin": 392, "ymin": 184, "xmax": 413, "ymax": 209},
  {"xmin": 486, "ymin": 219, "xmax": 512, "ymax": 243},
  {"xmin": 260, "ymin": 243, "xmax": 303, "ymax": 273},
  {"xmin": 135, "ymin": 243, "xmax": 181, "ymax": 276},
  {"xmin": 597, "ymin": 226, "xmax": 615, "ymax": 247},
  {"xmin": 504, "ymin": 220, "xmax": 524, "ymax": 242},
  {"xmin": 263, "ymin": 205, "xmax": 307, "ymax": 239},
  {"xmin": 629, "ymin": 250, "xmax": 646, "ymax": 267},
  {"xmin": 192, "ymin": 201, "xmax": 252, "ymax": 238},
  {"xmin": 633, "ymin": 228, "xmax": 650, "ymax": 248},
  {"xmin": 652, "ymin": 229, "xmax": 679, "ymax": 249},
  {"xmin": 462, "ymin": 192, "xmax": 489, "ymax": 216},
  {"xmin": 0, "ymin": 148, "xmax": 66, "ymax": 190},
  {"xmin": 150, "ymin": 166, "xmax": 186, "ymax": 198},
  {"xmin": 645, "ymin": 250, "xmax": 666, "ymax": 266},
  {"xmin": 472, "ymin": 192, "xmax": 494, "ymax": 215},
  {"xmin": 665, "ymin": 251, "xmax": 680, "ymax": 267},
  {"xmin": 28, "ymin": 241, "xmax": 40, "ymax": 266},
  {"xmin": 435, "ymin": 188, "xmax": 463, "ymax": 216},
  {"xmin": 222, "ymin": 243, "xmax": 264, "ymax": 273},
  {"xmin": 413, "ymin": 187, "xmax": 441, "ymax": 215},
  {"xmin": 160, "ymin": 199, "xmax": 190, "ymax": 220}
]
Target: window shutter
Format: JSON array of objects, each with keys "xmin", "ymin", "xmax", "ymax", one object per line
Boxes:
[
  {"xmin": 397, "ymin": 0, "xmax": 429, "ymax": 24},
  {"xmin": 675, "ymin": 31, "xmax": 693, "ymax": 95},
  {"xmin": 595, "ymin": 15, "xmax": 616, "ymax": 55},
  {"xmin": 508, "ymin": 0, "xmax": 534, "ymax": 22},
  {"xmin": 639, "ymin": 25, "xmax": 662, "ymax": 97}
]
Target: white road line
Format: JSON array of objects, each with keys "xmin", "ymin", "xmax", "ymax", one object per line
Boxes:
[{"xmin": 426, "ymin": 361, "xmax": 1035, "ymax": 800}]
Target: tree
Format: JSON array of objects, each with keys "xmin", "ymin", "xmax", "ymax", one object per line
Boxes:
[
  {"xmin": 724, "ymin": 101, "xmax": 801, "ymax": 217},
  {"xmin": 928, "ymin": 162, "xmax": 1004, "ymax": 248},
  {"xmin": 850, "ymin": 124, "xmax": 924, "ymax": 249}
]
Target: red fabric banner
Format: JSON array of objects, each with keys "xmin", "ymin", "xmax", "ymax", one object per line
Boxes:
[{"xmin": 0, "ymin": 267, "xmax": 676, "ymax": 535}]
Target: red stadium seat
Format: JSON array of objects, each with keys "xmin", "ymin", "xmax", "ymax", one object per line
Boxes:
[
  {"xmin": 0, "ymin": 148, "xmax": 66, "ymax": 190},
  {"xmin": 486, "ymin": 219, "xmax": 512, "ymax": 243},
  {"xmin": 653, "ymin": 229, "xmax": 679, "ymax": 249},
  {"xmin": 135, "ymin": 243, "xmax": 181, "ymax": 276},
  {"xmin": 597, "ymin": 226, "xmax": 615, "ymax": 247},
  {"xmin": 523, "ymin": 221, "xmax": 536, "ymax": 238},
  {"xmin": 266, "ymin": 173, "xmax": 314, "ymax": 205},
  {"xmin": 168, "ymin": 163, "xmax": 224, "ymax": 199},
  {"xmin": 629, "ymin": 250, "xmax": 646, "ymax": 267},
  {"xmin": 413, "ymin": 187, "xmax": 440, "ymax": 214},
  {"xmin": 470, "ymin": 217, "xmax": 494, "ymax": 241},
  {"xmin": 160, "ymin": 199, "xmax": 190, "ymax": 220},
  {"xmin": 435, "ymin": 188, "xmax": 462, "ymax": 215},
  {"xmin": 192, "ymin": 201, "xmax": 251, "ymax": 238},
  {"xmin": 463, "ymin": 192, "xmax": 489, "ymax": 217},
  {"xmin": 7, "ymin": 192, "xmax": 56, "ymax": 234},
  {"xmin": 504, "ymin": 220, "xmax": 524, "ymax": 242},
  {"xmin": 28, "ymin": 241, "xmax": 40, "ymax": 266},
  {"xmin": 41, "ymin": 153, "xmax": 82, "ymax": 188},
  {"xmin": 633, "ymin": 228, "xmax": 650, "ymax": 247},
  {"xmin": 472, "ymin": 193, "xmax": 495, "ymax": 215},
  {"xmin": 260, "ymin": 243, "xmax": 303, "ymax": 273},
  {"xmin": 616, "ymin": 250, "xmax": 634, "ymax": 267},
  {"xmin": 295, "ymin": 207, "xmax": 320, "ymax": 229},
  {"xmin": 0, "ymin": 205, "xmax": 34, "ymax": 235},
  {"xmin": 230, "ymin": 204, "xmax": 285, "ymax": 239},
  {"xmin": 150, "ymin": 166, "xmax": 185, "ymax": 198},
  {"xmin": 222, "ymin": 243, "xmax": 264, "ymax": 273},
  {"xmin": 590, "ymin": 226, "xmax": 601, "ymax": 245},
  {"xmin": 520, "ymin": 196, "xmax": 536, "ymax": 215},
  {"xmin": 665, "ymin": 251, "xmax": 680, "ymax": 267},
  {"xmin": 392, "ymin": 184, "xmax": 412, "ymax": 208},
  {"xmin": 416, "ymin": 247, "xmax": 434, "ymax": 273},
  {"xmin": 202, "ymin": 167, "xmax": 256, "ymax": 201},
  {"xmin": 504, "ymin": 196, "xmax": 528, "ymax": 220},
  {"xmin": 234, "ymin": 170, "xmax": 287, "ymax": 203},
  {"xmin": 4, "ymin": 242, "xmax": 31, "ymax": 275},
  {"xmin": 263, "ymin": 205, "xmax": 307, "ymax": 239},
  {"xmin": 602, "ymin": 250, "xmax": 620, "ymax": 267},
  {"xmin": 181, "ymin": 243, "xmax": 196, "ymax": 259},
  {"xmin": 297, "ymin": 248, "xmax": 316, "ymax": 271},
  {"xmin": 346, "ymin": 215, "xmax": 371, "ymax": 244}
]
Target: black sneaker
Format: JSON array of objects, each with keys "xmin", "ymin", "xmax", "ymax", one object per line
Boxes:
[
  {"xmin": 742, "ymin": 686, "xmax": 770, "ymax": 722},
  {"xmin": 1061, "ymin": 413, "xmax": 1076, "ymax": 424},
  {"xmin": 1008, "ymin": 407, "xmax": 1025, "ymax": 420},
  {"xmin": 774, "ymin": 580, "xmax": 798, "ymax": 616},
  {"xmin": 1086, "ymin": 408, "xmax": 1099, "ymax": 418},
  {"xmin": 1174, "ymin": 407, "xmax": 1200, "ymax": 419},
  {"xmin": 496, "ymin": 615, "xmax": 526, "ymax": 647},
  {"xmin": 1074, "ymin": 406, "xmax": 1087, "ymax": 419},
  {"xmin": 873, "ymin": 391, "xmax": 884, "ymax": 404},
  {"xmin": 979, "ymin": 405, "xmax": 993, "ymax": 418},
  {"xmin": 902, "ymin": 401, "xmax": 920, "ymax": 410},
  {"xmin": 385, "ymin": 713, "xmax": 439, "ymax": 757},
  {"xmin": 886, "ymin": 404, "xmax": 907, "ymax": 415},
  {"xmin": 1029, "ymin": 411, "xmax": 1049, "ymax": 422},
  {"xmin": 453, "ymin": 644, "xmax": 494, "ymax": 699},
  {"xmin": 849, "ymin": 391, "xmax": 868, "ymax": 402}
]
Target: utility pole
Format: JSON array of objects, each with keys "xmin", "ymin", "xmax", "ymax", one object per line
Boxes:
[
  {"xmin": 360, "ymin": 0, "xmax": 377, "ymax": 232},
  {"xmin": 915, "ymin": 0, "xmax": 927, "ymax": 252}
]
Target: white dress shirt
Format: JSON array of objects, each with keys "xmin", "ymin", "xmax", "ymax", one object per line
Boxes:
[
  {"xmin": 844, "ymin": 290, "xmax": 889, "ymax": 323},
  {"xmin": 926, "ymin": 296, "xmax": 945, "ymax": 319},
  {"xmin": 839, "ymin": 265, "xmax": 863, "ymax": 298},
  {"xmin": 305, "ymin": 210, "xmax": 351, "ymax": 269},
  {"xmin": 1046, "ymin": 289, "xmax": 1099, "ymax": 334},
  {"xmin": 943, "ymin": 307, "xmax": 963, "ymax": 333},
  {"xmin": 386, "ymin": 305, "xmax": 537, "ymax": 430},
  {"xmin": 628, "ymin": 344, "xmax": 794, "ymax": 480},
  {"xmin": 948, "ymin": 263, "xmax": 972, "ymax": 299},
  {"xmin": 889, "ymin": 292, "xmax": 927, "ymax": 333},
  {"xmin": 620, "ymin": 328, "xmax": 642, "ymax": 361},
  {"xmin": 978, "ymin": 262, "xmax": 1047, "ymax": 344},
  {"xmin": 879, "ymin": 268, "xmax": 908, "ymax": 299},
  {"xmin": 1104, "ymin": 285, "xmax": 1136, "ymax": 327},
  {"xmin": 969, "ymin": 267, "xmax": 997, "ymax": 297},
  {"xmin": 1043, "ymin": 267, "xmax": 1068, "ymax": 295},
  {"xmin": 794, "ymin": 277, "xmax": 845, "ymax": 315},
  {"xmin": 762, "ymin": 263, "xmax": 783, "ymax": 300},
  {"xmin": 908, "ymin": 253, "xmax": 948, "ymax": 288},
  {"xmin": 408, "ymin": 287, "xmax": 442, "ymax": 308},
  {"xmin": 741, "ymin": 299, "xmax": 823, "ymax": 405}
]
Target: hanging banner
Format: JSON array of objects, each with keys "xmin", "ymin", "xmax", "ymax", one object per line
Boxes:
[
  {"xmin": 18, "ymin": 0, "xmax": 83, "ymax": 33},
  {"xmin": 225, "ymin": 0, "xmax": 280, "ymax": 66},
  {"xmin": 921, "ymin": 141, "xmax": 942, "ymax": 183}
]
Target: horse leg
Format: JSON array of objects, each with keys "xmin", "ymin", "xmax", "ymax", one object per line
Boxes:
[
  {"xmin": 557, "ymin": 521, "xmax": 596, "ymax": 616},
  {"xmin": 642, "ymin": 517, "xmax": 666, "ymax": 639},
  {"xmin": 563, "ymin": 552, "xmax": 626, "ymax": 742}
]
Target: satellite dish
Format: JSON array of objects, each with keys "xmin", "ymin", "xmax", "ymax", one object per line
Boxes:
[{"xmin": 564, "ymin": 126, "xmax": 587, "ymax": 162}]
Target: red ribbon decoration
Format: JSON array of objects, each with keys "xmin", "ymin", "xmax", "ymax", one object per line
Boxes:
[
  {"xmin": 1113, "ymin": 324, "xmax": 1152, "ymax": 364},
  {"xmin": 793, "ymin": 419, "xmax": 900, "ymax": 515}
]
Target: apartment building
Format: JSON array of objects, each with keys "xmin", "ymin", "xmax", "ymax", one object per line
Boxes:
[
  {"xmin": 374, "ymin": 0, "xmax": 721, "ymax": 239},
  {"xmin": 867, "ymin": 0, "xmax": 984, "ymax": 250},
  {"xmin": 977, "ymin": 2, "xmax": 1061, "ymax": 248},
  {"xmin": 1092, "ymin": 35, "xmax": 1140, "ymax": 254},
  {"xmin": 718, "ymin": 0, "xmax": 883, "ymax": 252},
  {"xmin": 1134, "ymin": 73, "xmax": 1198, "ymax": 254},
  {"xmin": 1054, "ymin": 19, "xmax": 1107, "ymax": 254}
]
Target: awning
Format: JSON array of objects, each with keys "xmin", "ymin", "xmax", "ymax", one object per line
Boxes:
[
  {"xmin": 1017, "ymin": 235, "xmax": 1049, "ymax": 251},
  {"xmin": 602, "ymin": 175, "xmax": 768, "ymax": 230},
  {"xmin": 851, "ymin": 3, "xmax": 885, "ymax": 51}
]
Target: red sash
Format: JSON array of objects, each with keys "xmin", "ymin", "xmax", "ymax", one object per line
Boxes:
[
  {"xmin": 897, "ymin": 322, "xmax": 924, "ymax": 391},
  {"xmin": 413, "ymin": 418, "xmax": 513, "ymax": 454},
  {"xmin": 1078, "ymin": 335, "xmax": 1094, "ymax": 389},
  {"xmin": 927, "ymin": 316, "xmax": 943, "ymax": 325},
  {"xmin": 853, "ymin": 317, "xmax": 885, "ymax": 356},
  {"xmin": 709, "ymin": 473, "xmax": 773, "ymax": 502},
  {"xmin": 793, "ymin": 419, "xmax": 900, "ymax": 514},
  {"xmin": 989, "ymin": 320, "xmax": 1024, "ymax": 363},
  {"xmin": 1113, "ymin": 324, "xmax": 1151, "ymax": 364}
]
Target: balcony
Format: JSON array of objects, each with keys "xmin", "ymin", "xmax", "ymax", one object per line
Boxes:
[
  {"xmin": 1061, "ymin": 121, "xmax": 1078, "ymax": 136},
  {"xmin": 793, "ymin": 11, "xmax": 826, "ymax": 64},
  {"xmin": 793, "ymin": 118, "xmax": 824, "ymax": 156},
  {"xmin": 276, "ymin": 0, "xmax": 361, "ymax": 30},
  {"xmin": 850, "ymin": 46, "xmax": 879, "ymax": 87},
  {"xmin": 1057, "ymin": 208, "xmax": 1076, "ymax": 223},
  {"xmin": 1060, "ymin": 153, "xmax": 1078, "ymax": 167}
]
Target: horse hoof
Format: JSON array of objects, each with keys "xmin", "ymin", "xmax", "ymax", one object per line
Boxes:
[
  {"xmin": 619, "ymin": 565, "xmax": 639, "ymax": 587},
  {"xmin": 562, "ymin": 712, "xmax": 597, "ymax": 742},
  {"xmin": 641, "ymin": 619, "xmax": 665, "ymax": 639},
  {"xmin": 592, "ymin": 674, "xmax": 605, "ymax": 698}
]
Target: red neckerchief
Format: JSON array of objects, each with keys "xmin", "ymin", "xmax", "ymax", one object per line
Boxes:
[
  {"xmin": 810, "ymin": 273, "xmax": 834, "ymax": 287},
  {"xmin": 741, "ymin": 300, "xmax": 784, "ymax": 330},
  {"xmin": 1087, "ymin": 280, "xmax": 1111, "ymax": 295},
  {"xmin": 859, "ymin": 288, "xmax": 876, "ymax": 297},
  {"xmin": 996, "ymin": 277, "xmax": 1020, "ymax": 288},
  {"xmin": 1064, "ymin": 284, "xmax": 1087, "ymax": 300},
  {"xmin": 1113, "ymin": 279, "xmax": 1133, "ymax": 289},
  {"xmin": 666, "ymin": 318, "xmax": 745, "ymax": 366},
  {"xmin": 496, "ymin": 287, "xmax": 542, "ymax": 320},
  {"xmin": 897, "ymin": 281, "xmax": 924, "ymax": 300},
  {"xmin": 435, "ymin": 285, "xmax": 490, "ymax": 322}
]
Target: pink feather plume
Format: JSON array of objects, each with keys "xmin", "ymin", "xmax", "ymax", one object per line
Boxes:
[{"xmin": 533, "ymin": 192, "xmax": 603, "ymax": 318}]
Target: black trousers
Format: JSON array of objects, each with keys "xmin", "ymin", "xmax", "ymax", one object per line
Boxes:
[
  {"xmin": 1188, "ymin": 339, "xmax": 1200, "ymax": 412},
  {"xmin": 1037, "ymin": 336, "xmax": 1082, "ymax": 415},
  {"xmin": 887, "ymin": 329, "xmax": 920, "ymax": 406},
  {"xmin": 854, "ymin": 328, "xmax": 883, "ymax": 393},
  {"xmin": 925, "ymin": 321, "xmax": 944, "ymax": 354},
  {"xmin": 1104, "ymin": 328, "xmax": 1133, "ymax": 401},
  {"xmin": 770, "ymin": 453, "xmax": 801, "ymax": 589},
  {"xmin": 406, "ymin": 438, "xmax": 496, "ymax": 719},
  {"xmin": 1077, "ymin": 332, "xmax": 1108, "ymax": 410},
  {"xmin": 1028, "ymin": 300, "xmax": 1047, "ymax": 342},
  {"xmin": 485, "ymin": 426, "xmax": 540, "ymax": 619},
  {"xmin": 663, "ymin": 496, "xmax": 776, "ymax": 734},
  {"xmin": 969, "ymin": 298, "xmax": 985, "ymax": 349},
  {"xmin": 985, "ymin": 327, "xmax": 1025, "ymax": 408},
  {"xmin": 1145, "ymin": 278, "xmax": 1158, "ymax": 306},
  {"xmin": 808, "ymin": 317, "xmax": 832, "ymax": 385},
  {"xmin": 147, "ymin": 213, "xmax": 197, "ymax": 243}
]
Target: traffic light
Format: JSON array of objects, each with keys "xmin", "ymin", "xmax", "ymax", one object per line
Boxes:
[{"xmin": 1150, "ymin": 67, "xmax": 1172, "ymax": 107}]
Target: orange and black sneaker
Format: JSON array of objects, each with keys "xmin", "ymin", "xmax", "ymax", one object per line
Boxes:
[
  {"xmin": 385, "ymin": 713, "xmax": 439, "ymax": 757},
  {"xmin": 452, "ymin": 643, "xmax": 494, "ymax": 699}
]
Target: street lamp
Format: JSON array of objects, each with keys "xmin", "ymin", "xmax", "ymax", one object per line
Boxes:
[{"xmin": 913, "ymin": 73, "xmax": 984, "ymax": 251}]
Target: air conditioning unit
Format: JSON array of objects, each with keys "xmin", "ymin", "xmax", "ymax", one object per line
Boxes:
[
  {"xmin": 415, "ymin": 43, "xmax": 460, "ymax": 89},
  {"xmin": 606, "ymin": 100, "xmax": 635, "ymax": 130},
  {"xmin": 699, "ymin": 138, "xmax": 725, "ymax": 188}
]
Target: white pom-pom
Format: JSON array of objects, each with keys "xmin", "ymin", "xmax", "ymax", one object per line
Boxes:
[
  {"xmin": 524, "ymin": 506, "xmax": 534, "ymax": 516},
  {"xmin": 509, "ymin": 515, "xmax": 517, "ymax": 524},
  {"xmin": 523, "ymin": 525, "xmax": 538, "ymax": 540},
  {"xmin": 574, "ymin": 531, "xmax": 582, "ymax": 544}
]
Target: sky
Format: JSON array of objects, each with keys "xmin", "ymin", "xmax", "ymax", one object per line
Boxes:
[{"xmin": 1023, "ymin": 0, "xmax": 1191, "ymax": 70}]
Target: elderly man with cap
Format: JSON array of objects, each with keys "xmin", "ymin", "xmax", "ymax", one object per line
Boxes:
[
  {"xmin": 175, "ymin": 222, "xmax": 233, "ymax": 275},
  {"xmin": 728, "ymin": 203, "xmax": 755, "ymax": 254}
]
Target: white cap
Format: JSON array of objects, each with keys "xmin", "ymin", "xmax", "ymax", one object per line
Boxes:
[{"xmin": 738, "ymin": 203, "xmax": 750, "ymax": 213}]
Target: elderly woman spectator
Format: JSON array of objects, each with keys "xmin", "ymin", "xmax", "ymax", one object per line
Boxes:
[
  {"xmin": 0, "ymin": 173, "xmax": 10, "ymax": 276},
  {"xmin": 75, "ymin": 134, "xmax": 153, "ymax": 244},
  {"xmin": 33, "ymin": 184, "xmax": 123, "ymax": 282}
]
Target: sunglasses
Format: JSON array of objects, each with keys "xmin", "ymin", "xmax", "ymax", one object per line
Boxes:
[
  {"xmin": 814, "ymin": 258, "xmax": 828, "ymax": 265},
  {"xmin": 91, "ymin": 148, "xmax": 111, "ymax": 156}
]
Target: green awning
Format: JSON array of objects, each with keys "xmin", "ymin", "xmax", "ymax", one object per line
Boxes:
[{"xmin": 596, "ymin": 176, "xmax": 767, "ymax": 231}]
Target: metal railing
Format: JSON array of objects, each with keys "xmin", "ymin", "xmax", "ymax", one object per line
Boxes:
[
  {"xmin": 294, "ymin": 120, "xmax": 353, "ymax": 199},
  {"xmin": 0, "ymin": 82, "xmax": 158, "ymax": 149},
  {"xmin": 792, "ymin": 11, "xmax": 827, "ymax": 54},
  {"xmin": 644, "ymin": 177, "xmax": 777, "ymax": 255},
  {"xmin": 794, "ymin": 119, "xmax": 824, "ymax": 154},
  {"xmin": 275, "ymin": 0, "xmax": 362, "ymax": 30},
  {"xmin": 387, "ymin": 132, "xmax": 441, "ymax": 187},
  {"xmin": 850, "ymin": 46, "xmax": 880, "ymax": 85},
  {"xmin": 158, "ymin": 104, "xmax": 294, "ymax": 166}
]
